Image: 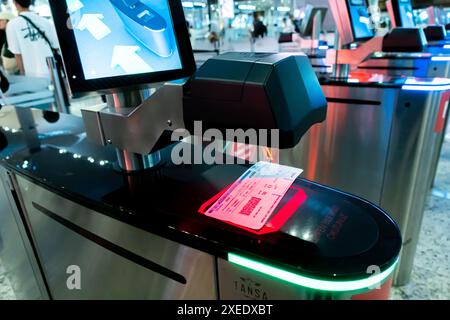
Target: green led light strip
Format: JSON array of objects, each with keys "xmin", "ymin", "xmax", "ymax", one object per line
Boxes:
[{"xmin": 228, "ymin": 253, "xmax": 399, "ymax": 292}]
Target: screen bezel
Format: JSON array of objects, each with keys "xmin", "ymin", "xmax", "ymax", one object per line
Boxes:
[
  {"xmin": 346, "ymin": 0, "xmax": 375, "ymax": 43},
  {"xmin": 49, "ymin": 0, "xmax": 196, "ymax": 93}
]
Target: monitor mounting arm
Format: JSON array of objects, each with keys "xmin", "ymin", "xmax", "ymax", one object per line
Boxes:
[{"xmin": 81, "ymin": 81, "xmax": 185, "ymax": 171}]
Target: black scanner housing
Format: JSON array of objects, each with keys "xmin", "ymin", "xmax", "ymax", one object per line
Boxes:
[
  {"xmin": 423, "ymin": 25, "xmax": 447, "ymax": 41},
  {"xmin": 382, "ymin": 27, "xmax": 427, "ymax": 52},
  {"xmin": 183, "ymin": 52, "xmax": 327, "ymax": 149}
]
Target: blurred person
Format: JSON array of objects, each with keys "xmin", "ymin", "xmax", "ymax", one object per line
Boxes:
[
  {"xmin": 0, "ymin": 67, "xmax": 9, "ymax": 93},
  {"xmin": 0, "ymin": 11, "xmax": 6, "ymax": 52},
  {"xmin": 0, "ymin": 11, "xmax": 18, "ymax": 74},
  {"xmin": 6, "ymin": 0, "xmax": 59, "ymax": 78},
  {"xmin": 282, "ymin": 15, "xmax": 295, "ymax": 33},
  {"xmin": 252, "ymin": 13, "xmax": 267, "ymax": 40},
  {"xmin": 290, "ymin": 14, "xmax": 301, "ymax": 34},
  {"xmin": 219, "ymin": 19, "xmax": 226, "ymax": 46},
  {"xmin": 207, "ymin": 31, "xmax": 220, "ymax": 50}
]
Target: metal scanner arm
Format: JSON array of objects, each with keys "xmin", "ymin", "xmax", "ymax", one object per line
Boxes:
[{"xmin": 82, "ymin": 82, "xmax": 184, "ymax": 155}]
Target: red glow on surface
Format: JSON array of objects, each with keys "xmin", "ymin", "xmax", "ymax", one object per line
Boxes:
[
  {"xmin": 351, "ymin": 277, "xmax": 393, "ymax": 300},
  {"xmin": 435, "ymin": 91, "xmax": 450, "ymax": 133},
  {"xmin": 348, "ymin": 72, "xmax": 374, "ymax": 83},
  {"xmin": 227, "ymin": 142, "xmax": 280, "ymax": 163},
  {"xmin": 305, "ymin": 126, "xmax": 319, "ymax": 180},
  {"xmin": 199, "ymin": 185, "xmax": 307, "ymax": 235}
]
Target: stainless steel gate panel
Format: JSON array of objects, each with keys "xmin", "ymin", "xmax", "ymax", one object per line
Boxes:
[
  {"xmin": 280, "ymin": 84, "xmax": 444, "ymax": 286},
  {"xmin": 380, "ymin": 90, "xmax": 443, "ymax": 285},
  {"xmin": 0, "ymin": 168, "xmax": 47, "ymax": 299},
  {"xmin": 281, "ymin": 85, "xmax": 398, "ymax": 204},
  {"xmin": 14, "ymin": 175, "xmax": 217, "ymax": 299},
  {"xmin": 217, "ymin": 258, "xmax": 351, "ymax": 300}
]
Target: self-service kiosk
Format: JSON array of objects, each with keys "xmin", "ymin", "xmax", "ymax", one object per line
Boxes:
[
  {"xmin": 325, "ymin": 0, "xmax": 450, "ymax": 78},
  {"xmin": 324, "ymin": 0, "xmax": 450, "ymax": 194},
  {"xmin": 365, "ymin": 0, "xmax": 450, "ymax": 189},
  {"xmin": 276, "ymin": 0, "xmax": 450, "ymax": 286},
  {"xmin": 386, "ymin": 0, "xmax": 449, "ymax": 52},
  {"xmin": 329, "ymin": 0, "xmax": 375, "ymax": 48},
  {"xmin": 0, "ymin": 0, "xmax": 401, "ymax": 300}
]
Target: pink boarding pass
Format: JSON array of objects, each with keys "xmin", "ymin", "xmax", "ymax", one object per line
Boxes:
[{"xmin": 205, "ymin": 162, "xmax": 302, "ymax": 230}]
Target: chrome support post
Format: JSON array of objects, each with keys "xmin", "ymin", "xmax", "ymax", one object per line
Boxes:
[{"xmin": 105, "ymin": 89, "xmax": 162, "ymax": 172}]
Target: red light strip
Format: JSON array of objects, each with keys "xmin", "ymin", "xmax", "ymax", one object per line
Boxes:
[{"xmin": 435, "ymin": 91, "xmax": 450, "ymax": 133}]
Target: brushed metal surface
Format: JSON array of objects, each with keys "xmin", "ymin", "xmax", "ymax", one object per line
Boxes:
[
  {"xmin": 104, "ymin": 89, "xmax": 162, "ymax": 171},
  {"xmin": 15, "ymin": 175, "xmax": 217, "ymax": 299},
  {"xmin": 281, "ymin": 85, "xmax": 397, "ymax": 204},
  {"xmin": 217, "ymin": 258, "xmax": 352, "ymax": 300},
  {"xmin": 82, "ymin": 82, "xmax": 185, "ymax": 155},
  {"xmin": 0, "ymin": 168, "xmax": 47, "ymax": 299},
  {"xmin": 46, "ymin": 57, "xmax": 70, "ymax": 114},
  {"xmin": 380, "ymin": 90, "xmax": 443, "ymax": 285},
  {"xmin": 280, "ymin": 84, "xmax": 444, "ymax": 286}
]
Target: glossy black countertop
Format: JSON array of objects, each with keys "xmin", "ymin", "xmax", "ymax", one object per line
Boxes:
[{"xmin": 0, "ymin": 106, "xmax": 401, "ymax": 282}]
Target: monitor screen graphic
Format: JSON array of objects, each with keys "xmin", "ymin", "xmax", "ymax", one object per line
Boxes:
[
  {"xmin": 399, "ymin": 0, "xmax": 416, "ymax": 28},
  {"xmin": 348, "ymin": 1, "xmax": 375, "ymax": 40},
  {"xmin": 66, "ymin": 0, "xmax": 183, "ymax": 80}
]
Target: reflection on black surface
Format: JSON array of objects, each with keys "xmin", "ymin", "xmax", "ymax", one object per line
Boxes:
[
  {"xmin": 0, "ymin": 131, "xmax": 7, "ymax": 151},
  {"xmin": 42, "ymin": 110, "xmax": 60, "ymax": 123}
]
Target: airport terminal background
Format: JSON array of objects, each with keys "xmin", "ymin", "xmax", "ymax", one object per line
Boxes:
[{"xmin": 0, "ymin": 0, "xmax": 449, "ymax": 300}]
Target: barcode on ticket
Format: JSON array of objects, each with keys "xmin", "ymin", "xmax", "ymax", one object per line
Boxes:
[{"xmin": 239, "ymin": 197, "xmax": 261, "ymax": 216}]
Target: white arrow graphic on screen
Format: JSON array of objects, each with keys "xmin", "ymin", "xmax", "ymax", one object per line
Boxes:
[
  {"xmin": 67, "ymin": 0, "xmax": 84, "ymax": 13},
  {"xmin": 111, "ymin": 46, "xmax": 153, "ymax": 74},
  {"xmin": 78, "ymin": 14, "xmax": 111, "ymax": 40}
]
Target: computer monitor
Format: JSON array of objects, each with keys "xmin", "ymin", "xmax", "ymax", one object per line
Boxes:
[
  {"xmin": 329, "ymin": 0, "xmax": 375, "ymax": 46},
  {"xmin": 299, "ymin": 5, "xmax": 328, "ymax": 37},
  {"xmin": 387, "ymin": 0, "xmax": 416, "ymax": 28},
  {"xmin": 348, "ymin": 0, "xmax": 375, "ymax": 41},
  {"xmin": 49, "ymin": 0, "xmax": 196, "ymax": 93}
]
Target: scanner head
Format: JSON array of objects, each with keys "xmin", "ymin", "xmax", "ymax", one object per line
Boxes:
[
  {"xmin": 382, "ymin": 27, "xmax": 428, "ymax": 52},
  {"xmin": 423, "ymin": 25, "xmax": 447, "ymax": 41},
  {"xmin": 183, "ymin": 52, "xmax": 327, "ymax": 149}
]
